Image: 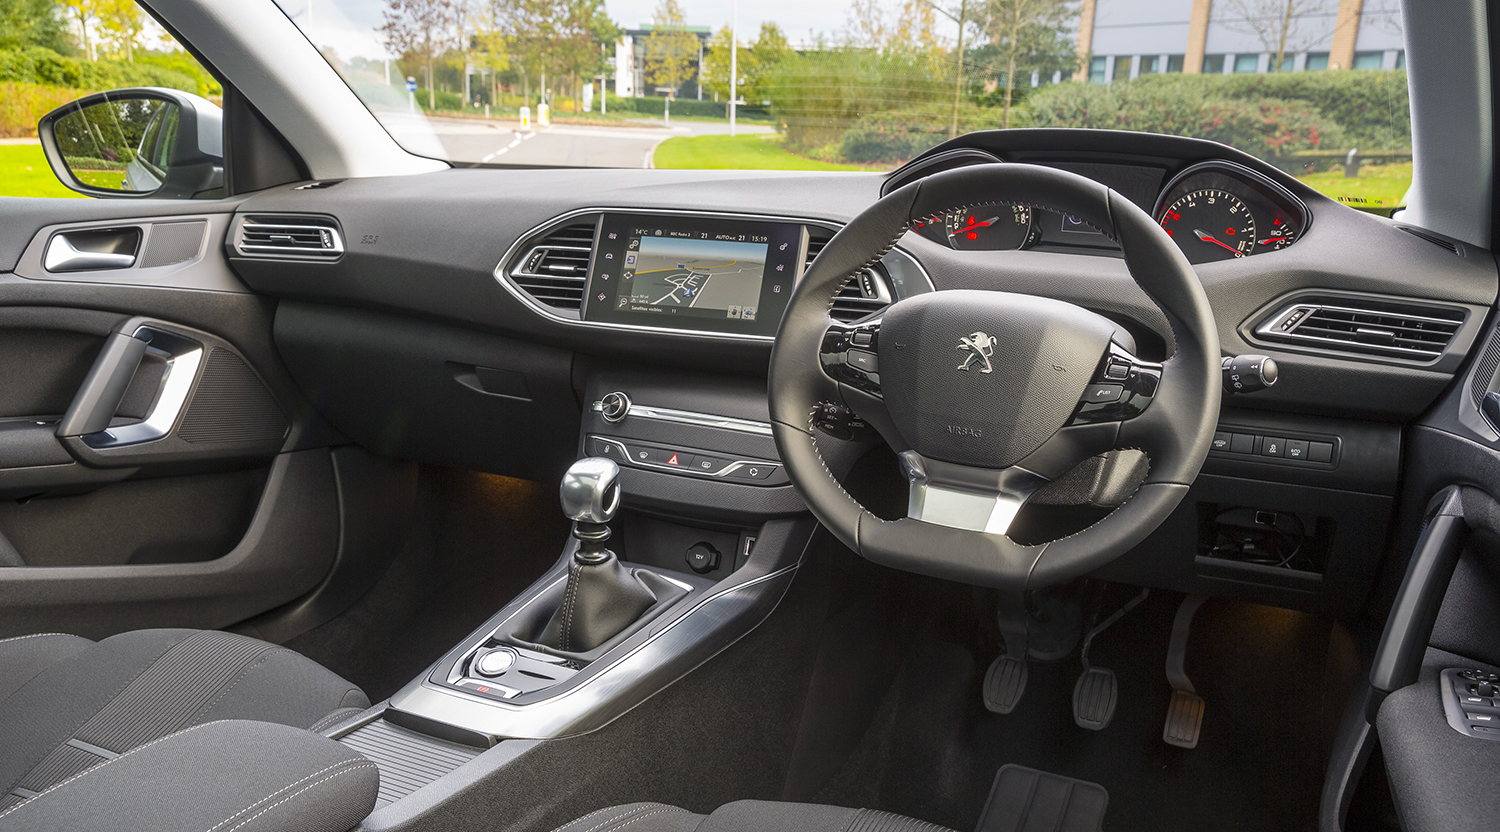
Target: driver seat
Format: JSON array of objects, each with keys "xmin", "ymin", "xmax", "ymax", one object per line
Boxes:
[{"xmin": 551, "ymin": 801, "xmax": 954, "ymax": 832}]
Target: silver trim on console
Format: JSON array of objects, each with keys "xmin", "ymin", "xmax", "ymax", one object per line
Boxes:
[
  {"xmin": 389, "ymin": 563, "xmax": 799, "ymax": 739},
  {"xmin": 491, "ymin": 207, "xmax": 934, "ymax": 342},
  {"xmin": 590, "ymin": 399, "xmax": 774, "ymax": 436}
]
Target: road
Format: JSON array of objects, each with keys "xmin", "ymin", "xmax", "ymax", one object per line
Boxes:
[{"xmin": 378, "ymin": 113, "xmax": 773, "ymax": 168}]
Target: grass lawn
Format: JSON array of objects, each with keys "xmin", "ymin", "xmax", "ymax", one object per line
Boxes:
[
  {"xmin": 0, "ymin": 144, "xmax": 86, "ymax": 198},
  {"xmin": 653, "ymin": 134, "xmax": 878, "ymax": 171},
  {"xmin": 1296, "ymin": 161, "xmax": 1411, "ymax": 210}
]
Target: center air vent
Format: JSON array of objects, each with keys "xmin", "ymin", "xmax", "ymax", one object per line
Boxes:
[
  {"xmin": 508, "ymin": 221, "xmax": 597, "ymax": 313},
  {"xmin": 1253, "ymin": 296, "xmax": 1465, "ymax": 361},
  {"xmin": 806, "ymin": 232, "xmax": 894, "ymax": 323},
  {"xmin": 234, "ymin": 216, "xmax": 343, "ymax": 260}
]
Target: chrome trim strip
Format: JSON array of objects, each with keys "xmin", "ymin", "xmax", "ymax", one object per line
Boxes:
[
  {"xmin": 589, "ymin": 400, "xmax": 774, "ymax": 436},
  {"xmin": 591, "ymin": 436, "xmax": 779, "ymax": 480},
  {"xmin": 899, "ymin": 450, "xmax": 1048, "ymax": 535},
  {"xmin": 43, "ymin": 235, "xmax": 136, "ymax": 273},
  {"xmin": 491, "ymin": 207, "xmax": 934, "ymax": 342},
  {"xmin": 388, "ymin": 563, "xmax": 799, "ymax": 739}
]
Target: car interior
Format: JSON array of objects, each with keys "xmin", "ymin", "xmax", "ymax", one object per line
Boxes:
[{"xmin": 1, "ymin": 0, "xmax": 1498, "ymax": 830}]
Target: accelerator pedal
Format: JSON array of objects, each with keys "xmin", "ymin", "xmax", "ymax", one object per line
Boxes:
[
  {"xmin": 983, "ymin": 655, "xmax": 1029, "ymax": 715},
  {"xmin": 976, "ymin": 764, "xmax": 1109, "ymax": 832},
  {"xmin": 1162, "ymin": 594, "xmax": 1209, "ymax": 749}
]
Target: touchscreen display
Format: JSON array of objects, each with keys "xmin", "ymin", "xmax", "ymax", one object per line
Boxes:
[{"xmin": 583, "ymin": 214, "xmax": 806, "ymax": 336}]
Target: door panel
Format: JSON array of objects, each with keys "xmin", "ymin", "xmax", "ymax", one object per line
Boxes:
[{"xmin": 0, "ymin": 199, "xmax": 400, "ymax": 641}]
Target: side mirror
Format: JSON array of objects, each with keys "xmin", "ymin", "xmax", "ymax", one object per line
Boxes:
[{"xmin": 38, "ymin": 88, "xmax": 224, "ymax": 199}]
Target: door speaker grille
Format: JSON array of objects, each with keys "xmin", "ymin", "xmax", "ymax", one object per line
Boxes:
[{"xmin": 178, "ymin": 349, "xmax": 289, "ymax": 443}]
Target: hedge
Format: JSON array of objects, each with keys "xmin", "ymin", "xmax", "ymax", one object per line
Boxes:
[
  {"xmin": 602, "ymin": 95, "xmax": 729, "ymax": 118},
  {"xmin": 1026, "ymin": 78, "xmax": 1347, "ymax": 160},
  {"xmin": 0, "ymin": 80, "xmax": 85, "ymax": 137},
  {"xmin": 839, "ymin": 103, "xmax": 1004, "ymax": 163},
  {"xmin": 0, "ymin": 47, "xmax": 206, "ymax": 96}
]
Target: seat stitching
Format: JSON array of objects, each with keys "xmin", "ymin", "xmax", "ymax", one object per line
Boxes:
[
  {"xmin": 214, "ymin": 764, "xmax": 378, "ymax": 832},
  {"xmin": 561, "ymin": 804, "xmax": 643, "ymax": 830},
  {"xmin": 0, "ymin": 633, "xmax": 78, "ymax": 646},
  {"xmin": 0, "ymin": 720, "xmax": 235, "ymax": 822},
  {"xmin": 570, "ymin": 804, "xmax": 659, "ymax": 832},
  {"xmin": 208, "ymin": 761, "xmax": 378, "ymax": 832},
  {"xmin": 185, "ymin": 647, "xmax": 286, "ymax": 725},
  {"xmin": 307, "ymin": 708, "xmax": 364, "ymax": 734},
  {"xmin": 600, "ymin": 807, "xmax": 692, "ymax": 832}
]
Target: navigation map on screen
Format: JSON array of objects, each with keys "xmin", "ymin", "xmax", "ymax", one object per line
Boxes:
[{"xmin": 622, "ymin": 235, "xmax": 769, "ymax": 320}]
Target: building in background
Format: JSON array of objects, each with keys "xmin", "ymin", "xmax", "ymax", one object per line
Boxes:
[
  {"xmin": 613, "ymin": 25, "xmax": 713, "ymax": 100},
  {"xmin": 1073, "ymin": 0, "xmax": 1402, "ymax": 83}
]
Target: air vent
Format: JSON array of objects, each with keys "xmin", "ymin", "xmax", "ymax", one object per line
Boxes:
[
  {"xmin": 1255, "ymin": 297, "xmax": 1465, "ymax": 361},
  {"xmin": 234, "ymin": 216, "xmax": 343, "ymax": 260},
  {"xmin": 806, "ymin": 231, "xmax": 894, "ymax": 323},
  {"xmin": 509, "ymin": 222, "xmax": 597, "ymax": 312},
  {"xmin": 1399, "ymin": 226, "xmax": 1463, "ymax": 256}
]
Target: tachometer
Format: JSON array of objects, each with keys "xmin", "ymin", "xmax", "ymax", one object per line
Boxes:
[{"xmin": 1158, "ymin": 189, "xmax": 1256, "ymax": 262}]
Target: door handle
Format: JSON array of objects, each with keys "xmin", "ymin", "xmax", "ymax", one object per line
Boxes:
[
  {"xmin": 57, "ymin": 326, "xmax": 203, "ymax": 447},
  {"xmin": 43, "ymin": 227, "xmax": 141, "ymax": 273}
]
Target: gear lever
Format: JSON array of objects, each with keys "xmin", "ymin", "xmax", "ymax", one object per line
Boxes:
[{"xmin": 539, "ymin": 458, "xmax": 659, "ymax": 653}]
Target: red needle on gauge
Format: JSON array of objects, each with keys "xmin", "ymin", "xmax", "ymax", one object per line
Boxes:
[
  {"xmin": 1258, "ymin": 237, "xmax": 1288, "ymax": 245},
  {"xmin": 958, "ymin": 216, "xmax": 999, "ymax": 233},
  {"xmin": 1193, "ymin": 229, "xmax": 1246, "ymax": 257}
]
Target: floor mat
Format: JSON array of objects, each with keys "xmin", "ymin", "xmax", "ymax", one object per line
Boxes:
[
  {"xmin": 810, "ymin": 588, "xmax": 1341, "ymax": 832},
  {"xmin": 283, "ymin": 466, "xmax": 570, "ymax": 701}
]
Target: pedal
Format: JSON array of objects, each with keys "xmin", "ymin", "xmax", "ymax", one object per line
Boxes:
[
  {"xmin": 1163, "ymin": 688, "xmax": 1205, "ymax": 748},
  {"xmin": 1072, "ymin": 666, "xmax": 1118, "ymax": 730},
  {"xmin": 976, "ymin": 764, "xmax": 1108, "ymax": 832},
  {"xmin": 983, "ymin": 655, "xmax": 1029, "ymax": 714},
  {"xmin": 1162, "ymin": 594, "xmax": 1209, "ymax": 749}
]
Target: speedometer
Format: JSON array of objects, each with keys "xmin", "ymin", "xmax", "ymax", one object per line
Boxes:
[{"xmin": 1158, "ymin": 189, "xmax": 1256, "ymax": 262}]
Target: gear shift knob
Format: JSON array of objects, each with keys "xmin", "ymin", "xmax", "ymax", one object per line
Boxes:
[{"xmin": 560, "ymin": 457, "xmax": 621, "ymax": 524}]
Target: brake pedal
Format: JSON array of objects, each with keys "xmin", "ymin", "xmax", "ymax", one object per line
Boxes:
[
  {"xmin": 1071, "ymin": 586, "xmax": 1147, "ymax": 731},
  {"xmin": 1072, "ymin": 667, "xmax": 1117, "ymax": 730},
  {"xmin": 1162, "ymin": 594, "xmax": 1209, "ymax": 748},
  {"xmin": 983, "ymin": 655, "xmax": 1028, "ymax": 714}
]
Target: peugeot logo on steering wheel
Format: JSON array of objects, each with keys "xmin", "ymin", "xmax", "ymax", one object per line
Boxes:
[{"xmin": 956, "ymin": 331, "xmax": 996, "ymax": 374}]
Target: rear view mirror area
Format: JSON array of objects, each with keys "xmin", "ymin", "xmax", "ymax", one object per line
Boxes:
[{"xmin": 38, "ymin": 89, "xmax": 225, "ymax": 200}]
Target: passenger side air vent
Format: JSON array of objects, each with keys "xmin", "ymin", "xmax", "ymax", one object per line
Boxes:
[
  {"xmin": 1253, "ymin": 297, "xmax": 1466, "ymax": 361},
  {"xmin": 233, "ymin": 215, "xmax": 344, "ymax": 260},
  {"xmin": 509, "ymin": 221, "xmax": 597, "ymax": 312},
  {"xmin": 807, "ymin": 230, "xmax": 894, "ymax": 323}
]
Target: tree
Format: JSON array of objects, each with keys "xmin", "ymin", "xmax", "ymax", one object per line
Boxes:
[
  {"xmin": 1217, "ymin": 0, "xmax": 1336, "ymax": 72},
  {"xmin": 919, "ymin": 0, "xmax": 976, "ymax": 138},
  {"xmin": 643, "ymin": 0, "xmax": 696, "ymax": 96},
  {"xmin": 1, "ymin": 0, "xmax": 70, "ymax": 53},
  {"xmin": 845, "ymin": 0, "xmax": 945, "ymax": 55},
  {"xmin": 380, "ymin": 0, "xmax": 459, "ymax": 109},
  {"xmin": 979, "ymin": 0, "xmax": 1077, "ymax": 128},
  {"xmin": 702, "ymin": 22, "xmax": 793, "ymax": 104},
  {"xmin": 96, "ymin": 0, "xmax": 142, "ymax": 61}
]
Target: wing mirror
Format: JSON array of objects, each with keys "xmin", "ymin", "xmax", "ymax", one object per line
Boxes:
[{"xmin": 37, "ymin": 88, "xmax": 224, "ymax": 199}]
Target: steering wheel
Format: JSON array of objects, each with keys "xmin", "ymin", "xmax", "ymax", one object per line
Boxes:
[{"xmin": 769, "ymin": 164, "xmax": 1221, "ymax": 590}]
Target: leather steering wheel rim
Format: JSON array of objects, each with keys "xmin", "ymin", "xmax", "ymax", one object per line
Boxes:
[{"xmin": 768, "ymin": 163, "xmax": 1221, "ymax": 590}]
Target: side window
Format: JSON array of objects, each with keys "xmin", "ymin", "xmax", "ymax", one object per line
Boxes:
[{"xmin": 1, "ymin": 0, "xmax": 220, "ymax": 199}]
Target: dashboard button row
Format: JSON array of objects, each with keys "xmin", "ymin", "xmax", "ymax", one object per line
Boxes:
[
  {"xmin": 588, "ymin": 435, "xmax": 783, "ymax": 484},
  {"xmin": 1211, "ymin": 430, "xmax": 1335, "ymax": 464}
]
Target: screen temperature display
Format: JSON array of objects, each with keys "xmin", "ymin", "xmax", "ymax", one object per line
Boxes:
[{"xmin": 584, "ymin": 215, "xmax": 805, "ymax": 336}]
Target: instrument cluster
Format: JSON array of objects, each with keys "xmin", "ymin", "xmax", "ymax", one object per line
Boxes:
[{"xmin": 910, "ymin": 160, "xmax": 1310, "ymax": 266}]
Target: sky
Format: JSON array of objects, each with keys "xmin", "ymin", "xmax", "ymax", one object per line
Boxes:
[{"xmin": 273, "ymin": 0, "xmax": 851, "ymax": 63}]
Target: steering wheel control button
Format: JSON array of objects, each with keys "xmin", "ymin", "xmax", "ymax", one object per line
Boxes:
[
  {"xmin": 1083, "ymin": 384, "xmax": 1123, "ymax": 404},
  {"xmin": 846, "ymin": 349, "xmax": 879, "ymax": 373},
  {"xmin": 851, "ymin": 330, "xmax": 874, "ymax": 347},
  {"xmin": 599, "ymin": 391, "xmax": 631, "ymax": 423},
  {"xmin": 473, "ymin": 648, "xmax": 517, "ymax": 678},
  {"xmin": 1261, "ymin": 437, "xmax": 1287, "ymax": 457},
  {"xmin": 1104, "ymin": 360, "xmax": 1131, "ymax": 380},
  {"xmin": 685, "ymin": 542, "xmax": 721, "ymax": 574}
]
